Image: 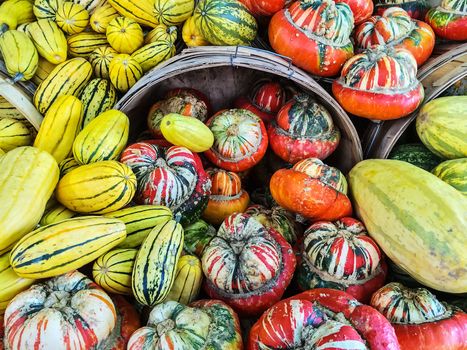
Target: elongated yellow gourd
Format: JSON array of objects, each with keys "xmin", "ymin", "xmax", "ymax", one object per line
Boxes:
[
  {"xmin": 164, "ymin": 255, "xmax": 202, "ymax": 305},
  {"xmin": 0, "ymin": 118, "xmax": 32, "ymax": 151},
  {"xmin": 90, "ymin": 2, "xmax": 119, "ymax": 33},
  {"xmin": 0, "ymin": 30, "xmax": 38, "ymax": 82},
  {"xmin": 145, "ymin": 24, "xmax": 177, "ymax": 44},
  {"xmin": 107, "ymin": 0, "xmax": 159, "ymax": 28},
  {"xmin": 27, "ymin": 19, "xmax": 68, "ymax": 64}
]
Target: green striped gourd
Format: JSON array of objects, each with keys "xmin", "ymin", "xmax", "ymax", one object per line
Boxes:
[
  {"xmin": 40, "ymin": 201, "xmax": 77, "ymax": 226},
  {"xmin": 0, "ymin": 147, "xmax": 59, "ymax": 252},
  {"xmin": 193, "ymin": 0, "xmax": 257, "ymax": 45},
  {"xmin": 79, "ymin": 78, "xmax": 117, "ymax": 127},
  {"xmin": 34, "ymin": 57, "xmax": 92, "ymax": 114},
  {"xmin": 389, "ymin": 143, "xmax": 443, "ymax": 171},
  {"xmin": 67, "ymin": 32, "xmax": 108, "ymax": 58},
  {"xmin": 92, "ymin": 248, "xmax": 137, "ymax": 295},
  {"xmin": 56, "ymin": 160, "xmax": 136, "ymax": 214},
  {"xmin": 90, "ymin": 2, "xmax": 119, "ymax": 33},
  {"xmin": 33, "ymin": 0, "xmax": 65, "ymax": 20},
  {"xmin": 73, "ymin": 109, "xmax": 129, "ymax": 164},
  {"xmin": 432, "ymin": 158, "xmax": 467, "ymax": 196},
  {"xmin": 131, "ymin": 39, "xmax": 176, "ymax": 72},
  {"xmin": 10, "ymin": 216, "xmax": 126, "ymax": 278},
  {"xmin": 416, "ymin": 96, "xmax": 467, "ymax": 159},
  {"xmin": 104, "ymin": 205, "xmax": 173, "ymax": 248},
  {"xmin": 183, "ymin": 218, "xmax": 216, "ymax": 256},
  {"xmin": 109, "ymin": 54, "xmax": 142, "ymax": 93},
  {"xmin": 27, "ymin": 19, "xmax": 68, "ymax": 64},
  {"xmin": 144, "ymin": 24, "xmax": 178, "ymax": 44},
  {"xmin": 132, "ymin": 219, "xmax": 184, "ymax": 306},
  {"xmin": 33, "ymin": 95, "xmax": 84, "ymax": 163},
  {"xmin": 107, "ymin": 0, "xmax": 159, "ymax": 28},
  {"xmin": 165, "ymin": 255, "xmax": 202, "ymax": 305},
  {"xmin": 58, "ymin": 157, "xmax": 80, "ymax": 177},
  {"xmin": 0, "ymin": 118, "xmax": 32, "ymax": 151},
  {"xmin": 0, "ymin": 30, "xmax": 38, "ymax": 82},
  {"xmin": 349, "ymin": 159, "xmax": 467, "ymax": 293},
  {"xmin": 88, "ymin": 46, "xmax": 118, "ymax": 79},
  {"xmin": 154, "ymin": 0, "xmax": 195, "ymax": 26}
]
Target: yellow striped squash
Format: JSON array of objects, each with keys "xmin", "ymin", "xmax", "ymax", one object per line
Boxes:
[
  {"xmin": 131, "ymin": 39, "xmax": 175, "ymax": 72},
  {"xmin": 0, "ymin": 251, "xmax": 35, "ymax": 314},
  {"xmin": 34, "ymin": 57, "xmax": 92, "ymax": 114},
  {"xmin": 0, "ymin": 30, "xmax": 38, "ymax": 82},
  {"xmin": 88, "ymin": 45, "xmax": 118, "ymax": 79},
  {"xmin": 0, "ymin": 96, "xmax": 24, "ymax": 120},
  {"xmin": 58, "ymin": 157, "xmax": 80, "ymax": 177},
  {"xmin": 0, "ymin": 0, "xmax": 35, "ymax": 25},
  {"xmin": 39, "ymin": 201, "xmax": 77, "ymax": 225},
  {"xmin": 105, "ymin": 205, "xmax": 173, "ymax": 248},
  {"xmin": 31, "ymin": 57, "xmax": 57, "ymax": 86},
  {"xmin": 79, "ymin": 78, "xmax": 117, "ymax": 127},
  {"xmin": 16, "ymin": 22, "xmax": 31, "ymax": 33},
  {"xmin": 132, "ymin": 219, "xmax": 184, "ymax": 306},
  {"xmin": 56, "ymin": 160, "xmax": 136, "ymax": 214},
  {"xmin": 109, "ymin": 54, "xmax": 142, "ymax": 93},
  {"xmin": 432, "ymin": 158, "xmax": 467, "ymax": 196},
  {"xmin": 0, "ymin": 146, "xmax": 59, "ymax": 251},
  {"xmin": 33, "ymin": 0, "xmax": 65, "ymax": 20},
  {"xmin": 154, "ymin": 0, "xmax": 194, "ymax": 26},
  {"xmin": 67, "ymin": 32, "xmax": 108, "ymax": 58},
  {"xmin": 27, "ymin": 19, "xmax": 68, "ymax": 64},
  {"xmin": 106, "ymin": 16, "xmax": 144, "ymax": 54},
  {"xmin": 72, "ymin": 0, "xmax": 107, "ymax": 14},
  {"xmin": 92, "ymin": 248, "xmax": 137, "ymax": 295},
  {"xmin": 10, "ymin": 216, "xmax": 127, "ymax": 278},
  {"xmin": 0, "ymin": 7, "xmax": 18, "ymax": 32},
  {"xmin": 144, "ymin": 24, "xmax": 177, "ymax": 44},
  {"xmin": 56, "ymin": 2, "xmax": 89, "ymax": 34},
  {"xmin": 73, "ymin": 109, "xmax": 129, "ymax": 164},
  {"xmin": 0, "ymin": 118, "xmax": 32, "ymax": 151},
  {"xmin": 90, "ymin": 2, "xmax": 119, "ymax": 33},
  {"xmin": 33, "ymin": 95, "xmax": 83, "ymax": 163},
  {"xmin": 165, "ymin": 255, "xmax": 202, "ymax": 305},
  {"xmin": 182, "ymin": 15, "xmax": 210, "ymax": 47},
  {"xmin": 107, "ymin": 0, "xmax": 159, "ymax": 28}
]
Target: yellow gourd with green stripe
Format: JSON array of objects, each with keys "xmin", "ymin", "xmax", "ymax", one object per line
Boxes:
[
  {"xmin": 182, "ymin": 15, "xmax": 210, "ymax": 47},
  {"xmin": 92, "ymin": 248, "xmax": 137, "ymax": 295},
  {"xmin": 58, "ymin": 157, "xmax": 80, "ymax": 177},
  {"xmin": 56, "ymin": 160, "xmax": 136, "ymax": 214},
  {"xmin": 88, "ymin": 45, "xmax": 118, "ymax": 79},
  {"xmin": 10, "ymin": 216, "xmax": 127, "ymax": 279},
  {"xmin": 106, "ymin": 16, "xmax": 144, "ymax": 54},
  {"xmin": 109, "ymin": 54, "xmax": 142, "ymax": 93},
  {"xmin": 0, "ymin": 30, "xmax": 38, "ymax": 82},
  {"xmin": 33, "ymin": 0, "xmax": 65, "ymax": 20},
  {"xmin": 73, "ymin": 109, "xmax": 129, "ymax": 164},
  {"xmin": 67, "ymin": 32, "xmax": 108, "ymax": 58},
  {"xmin": 56, "ymin": 2, "xmax": 89, "ymax": 34},
  {"xmin": 131, "ymin": 39, "xmax": 175, "ymax": 72},
  {"xmin": 1, "ymin": 0, "xmax": 35, "ymax": 25},
  {"xmin": 27, "ymin": 19, "xmax": 68, "ymax": 64},
  {"xmin": 165, "ymin": 255, "xmax": 202, "ymax": 305},
  {"xmin": 144, "ymin": 24, "xmax": 178, "ymax": 44},
  {"xmin": 90, "ymin": 2, "xmax": 119, "ymax": 33},
  {"xmin": 107, "ymin": 0, "xmax": 159, "ymax": 28},
  {"xmin": 0, "ymin": 118, "xmax": 32, "ymax": 151},
  {"xmin": 39, "ymin": 201, "xmax": 77, "ymax": 226},
  {"xmin": 33, "ymin": 95, "xmax": 84, "ymax": 163},
  {"xmin": 31, "ymin": 57, "xmax": 57, "ymax": 86},
  {"xmin": 79, "ymin": 78, "xmax": 117, "ymax": 127},
  {"xmin": 154, "ymin": 0, "xmax": 194, "ymax": 26},
  {"xmin": 132, "ymin": 220, "xmax": 184, "ymax": 306}
]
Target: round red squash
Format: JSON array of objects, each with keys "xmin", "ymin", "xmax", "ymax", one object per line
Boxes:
[
  {"xmin": 269, "ymin": 0, "xmax": 355, "ymax": 77},
  {"xmin": 120, "ymin": 143, "xmax": 211, "ymax": 225},
  {"xmin": 270, "ymin": 158, "xmax": 352, "ymax": 221},
  {"xmin": 239, "ymin": 0, "xmax": 287, "ymax": 16},
  {"xmin": 268, "ymin": 93, "xmax": 340, "ymax": 163},
  {"xmin": 296, "ymin": 217, "xmax": 387, "ymax": 303},
  {"xmin": 375, "ymin": 0, "xmax": 429, "ymax": 19},
  {"xmin": 248, "ymin": 288, "xmax": 401, "ymax": 350},
  {"xmin": 371, "ymin": 282, "xmax": 467, "ymax": 350},
  {"xmin": 204, "ymin": 109, "xmax": 268, "ymax": 172},
  {"xmin": 336, "ymin": 0, "xmax": 373, "ymax": 24},
  {"xmin": 355, "ymin": 7, "xmax": 435, "ymax": 66},
  {"xmin": 201, "ymin": 213, "xmax": 296, "ymax": 316},
  {"xmin": 425, "ymin": 0, "xmax": 467, "ymax": 41},
  {"xmin": 202, "ymin": 168, "xmax": 250, "ymax": 225},
  {"xmin": 332, "ymin": 46, "xmax": 424, "ymax": 120}
]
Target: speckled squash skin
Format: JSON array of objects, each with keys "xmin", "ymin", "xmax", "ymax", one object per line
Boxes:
[
  {"xmin": 371, "ymin": 283, "xmax": 467, "ymax": 350},
  {"xmin": 425, "ymin": 0, "xmax": 467, "ymax": 40}
]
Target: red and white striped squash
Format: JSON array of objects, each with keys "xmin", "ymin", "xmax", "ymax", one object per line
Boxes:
[
  {"xmin": 355, "ymin": 7, "xmax": 435, "ymax": 65},
  {"xmin": 201, "ymin": 213, "xmax": 296, "ymax": 316},
  {"xmin": 4, "ymin": 271, "xmax": 117, "ymax": 350},
  {"xmin": 296, "ymin": 217, "xmax": 387, "ymax": 302},
  {"xmin": 425, "ymin": 0, "xmax": 467, "ymax": 41},
  {"xmin": 120, "ymin": 143, "xmax": 211, "ymax": 225},
  {"xmin": 333, "ymin": 46, "xmax": 424, "ymax": 120},
  {"xmin": 268, "ymin": 93, "xmax": 341, "ymax": 164}
]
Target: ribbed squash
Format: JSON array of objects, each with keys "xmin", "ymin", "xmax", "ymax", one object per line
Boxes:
[
  {"xmin": 73, "ymin": 109, "xmax": 129, "ymax": 164},
  {"xmin": 105, "ymin": 205, "xmax": 173, "ymax": 248},
  {"xmin": 39, "ymin": 201, "xmax": 77, "ymax": 225},
  {"xmin": 349, "ymin": 159, "xmax": 467, "ymax": 293},
  {"xmin": 90, "ymin": 2, "xmax": 119, "ymax": 32},
  {"xmin": 416, "ymin": 96, "xmax": 467, "ymax": 159},
  {"xmin": 34, "ymin": 57, "xmax": 92, "ymax": 114},
  {"xmin": 33, "ymin": 95, "xmax": 84, "ymax": 163},
  {"xmin": 27, "ymin": 19, "xmax": 68, "ymax": 64},
  {"xmin": 31, "ymin": 57, "xmax": 57, "ymax": 86},
  {"xmin": 107, "ymin": 0, "xmax": 159, "ymax": 27},
  {"xmin": 182, "ymin": 15, "xmax": 210, "ymax": 46},
  {"xmin": 0, "ymin": 147, "xmax": 59, "ymax": 252},
  {"xmin": 131, "ymin": 39, "xmax": 175, "ymax": 72},
  {"xmin": 56, "ymin": 160, "xmax": 136, "ymax": 214},
  {"xmin": 154, "ymin": 0, "xmax": 195, "ymax": 26},
  {"xmin": 33, "ymin": 0, "xmax": 65, "ymax": 20},
  {"xmin": 93, "ymin": 248, "xmax": 137, "ymax": 295},
  {"xmin": 0, "ymin": 118, "xmax": 32, "ymax": 151},
  {"xmin": 89, "ymin": 45, "xmax": 118, "ymax": 79},
  {"xmin": 106, "ymin": 16, "xmax": 144, "ymax": 54},
  {"xmin": 67, "ymin": 32, "xmax": 108, "ymax": 58},
  {"xmin": 0, "ymin": 252, "xmax": 35, "ymax": 314},
  {"xmin": 10, "ymin": 216, "xmax": 126, "ymax": 278},
  {"xmin": 58, "ymin": 157, "xmax": 80, "ymax": 177},
  {"xmin": 109, "ymin": 54, "xmax": 142, "ymax": 93},
  {"xmin": 144, "ymin": 24, "xmax": 178, "ymax": 44},
  {"xmin": 165, "ymin": 255, "xmax": 202, "ymax": 305},
  {"xmin": 79, "ymin": 78, "xmax": 117, "ymax": 127},
  {"xmin": 432, "ymin": 158, "xmax": 467, "ymax": 196},
  {"xmin": 56, "ymin": 2, "xmax": 89, "ymax": 34},
  {"xmin": 132, "ymin": 220, "xmax": 184, "ymax": 306},
  {"xmin": 0, "ymin": 30, "xmax": 38, "ymax": 82}
]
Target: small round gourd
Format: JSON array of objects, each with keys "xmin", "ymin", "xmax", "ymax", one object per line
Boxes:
[
  {"xmin": 89, "ymin": 45, "xmax": 118, "ymax": 79},
  {"xmin": 106, "ymin": 16, "xmax": 144, "ymax": 54},
  {"xmin": 109, "ymin": 54, "xmax": 143, "ymax": 93},
  {"xmin": 56, "ymin": 2, "xmax": 89, "ymax": 34}
]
